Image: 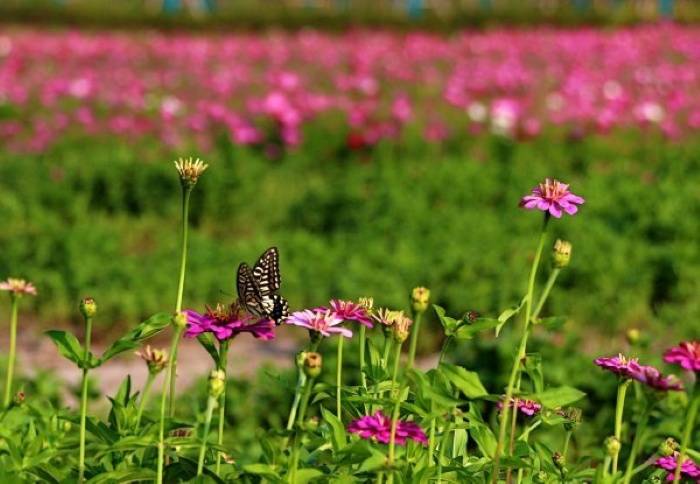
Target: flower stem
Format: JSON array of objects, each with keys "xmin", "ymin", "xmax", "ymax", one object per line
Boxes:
[
  {"xmin": 612, "ymin": 379, "xmax": 631, "ymax": 475},
  {"xmin": 215, "ymin": 340, "xmax": 230, "ymax": 474},
  {"xmin": 622, "ymin": 403, "xmax": 651, "ymax": 484},
  {"xmin": 168, "ymin": 187, "xmax": 192, "ymax": 418},
  {"xmin": 197, "ymin": 396, "xmax": 217, "ymax": 476},
  {"xmin": 289, "ymin": 375, "xmax": 315, "ymax": 483},
  {"xmin": 386, "ymin": 341, "xmax": 403, "ymax": 484},
  {"xmin": 492, "ymin": 218, "xmax": 549, "ymax": 483},
  {"xmin": 336, "ymin": 335, "xmax": 344, "ymax": 420},
  {"xmin": 135, "ymin": 372, "xmax": 156, "ymax": 431},
  {"xmin": 428, "ymin": 335, "xmax": 454, "ymax": 468},
  {"xmin": 78, "ymin": 314, "xmax": 93, "ymax": 483},
  {"xmin": 359, "ymin": 324, "xmax": 369, "ymax": 414},
  {"xmin": 156, "ymin": 326, "xmax": 184, "ymax": 484},
  {"xmin": 673, "ymin": 389, "xmax": 700, "ymax": 483},
  {"xmin": 562, "ymin": 430, "xmax": 573, "ymax": 461},
  {"xmin": 531, "ymin": 268, "xmax": 561, "ymax": 323},
  {"xmin": 407, "ymin": 311, "xmax": 423, "ymax": 370},
  {"xmin": 3, "ymin": 296, "xmax": 19, "ymax": 408}
]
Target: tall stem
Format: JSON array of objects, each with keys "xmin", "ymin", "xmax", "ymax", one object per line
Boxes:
[
  {"xmin": 407, "ymin": 311, "xmax": 423, "ymax": 370},
  {"xmin": 531, "ymin": 268, "xmax": 561, "ymax": 323},
  {"xmin": 215, "ymin": 341, "xmax": 230, "ymax": 474},
  {"xmin": 386, "ymin": 342, "xmax": 403, "ymax": 484},
  {"xmin": 622, "ymin": 404, "xmax": 651, "ymax": 484},
  {"xmin": 359, "ymin": 325, "xmax": 369, "ymax": 413},
  {"xmin": 78, "ymin": 315, "xmax": 93, "ymax": 483},
  {"xmin": 289, "ymin": 376, "xmax": 315, "ymax": 483},
  {"xmin": 135, "ymin": 372, "xmax": 156, "ymax": 431},
  {"xmin": 673, "ymin": 389, "xmax": 699, "ymax": 483},
  {"xmin": 3, "ymin": 296, "xmax": 19, "ymax": 408},
  {"xmin": 492, "ymin": 218, "xmax": 549, "ymax": 483},
  {"xmin": 156, "ymin": 326, "xmax": 184, "ymax": 484},
  {"xmin": 429, "ymin": 335, "xmax": 454, "ymax": 468},
  {"xmin": 336, "ymin": 336, "xmax": 344, "ymax": 420},
  {"xmin": 168, "ymin": 187, "xmax": 192, "ymax": 417},
  {"xmin": 196, "ymin": 396, "xmax": 217, "ymax": 476},
  {"xmin": 612, "ymin": 379, "xmax": 631, "ymax": 474}
]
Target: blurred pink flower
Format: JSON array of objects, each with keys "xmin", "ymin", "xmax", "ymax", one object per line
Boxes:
[
  {"xmin": 497, "ymin": 397, "xmax": 541, "ymax": 416},
  {"xmin": 520, "ymin": 179, "xmax": 585, "ymax": 218},
  {"xmin": 348, "ymin": 411, "xmax": 427, "ymax": 445},
  {"xmin": 655, "ymin": 454, "xmax": 700, "ymax": 481},
  {"xmin": 664, "ymin": 341, "xmax": 700, "ymax": 372},
  {"xmin": 0, "ymin": 278, "xmax": 37, "ymax": 296}
]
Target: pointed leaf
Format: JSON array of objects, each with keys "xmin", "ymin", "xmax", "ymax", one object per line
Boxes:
[
  {"xmin": 536, "ymin": 386, "xmax": 586, "ymax": 409},
  {"xmin": 45, "ymin": 330, "xmax": 84, "ymax": 366},
  {"xmin": 101, "ymin": 312, "xmax": 171, "ymax": 363},
  {"xmin": 321, "ymin": 406, "xmax": 346, "ymax": 452},
  {"xmin": 439, "ymin": 363, "xmax": 488, "ymax": 399}
]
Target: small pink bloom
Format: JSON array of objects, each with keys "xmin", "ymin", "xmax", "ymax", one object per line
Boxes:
[
  {"xmin": 664, "ymin": 341, "xmax": 700, "ymax": 372},
  {"xmin": 631, "ymin": 365, "xmax": 683, "ymax": 392},
  {"xmin": 520, "ymin": 179, "xmax": 585, "ymax": 218},
  {"xmin": 184, "ymin": 304, "xmax": 275, "ymax": 341},
  {"xmin": 497, "ymin": 397, "xmax": 541, "ymax": 417},
  {"xmin": 328, "ymin": 300, "xmax": 373, "ymax": 328},
  {"xmin": 0, "ymin": 278, "xmax": 37, "ymax": 296},
  {"xmin": 286, "ymin": 309, "xmax": 352, "ymax": 338},
  {"xmin": 655, "ymin": 453, "xmax": 700, "ymax": 481},
  {"xmin": 348, "ymin": 411, "xmax": 427, "ymax": 446},
  {"xmin": 594, "ymin": 354, "xmax": 643, "ymax": 378}
]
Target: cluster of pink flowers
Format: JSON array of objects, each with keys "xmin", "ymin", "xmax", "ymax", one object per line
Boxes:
[
  {"xmin": 655, "ymin": 454, "xmax": 700, "ymax": 481},
  {"xmin": 286, "ymin": 299, "xmax": 372, "ymax": 338},
  {"xmin": 497, "ymin": 397, "xmax": 542, "ymax": 417},
  {"xmin": 347, "ymin": 410, "xmax": 428, "ymax": 446},
  {"xmin": 2, "ymin": 25, "xmax": 700, "ymax": 153},
  {"xmin": 184, "ymin": 303, "xmax": 275, "ymax": 341},
  {"xmin": 664, "ymin": 341, "xmax": 700, "ymax": 372},
  {"xmin": 595, "ymin": 354, "xmax": 683, "ymax": 391}
]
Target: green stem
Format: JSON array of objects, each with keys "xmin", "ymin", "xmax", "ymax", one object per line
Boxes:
[
  {"xmin": 289, "ymin": 376, "xmax": 315, "ymax": 483},
  {"xmin": 3, "ymin": 296, "xmax": 19, "ymax": 408},
  {"xmin": 674, "ymin": 390, "xmax": 700, "ymax": 483},
  {"xmin": 562, "ymin": 430, "xmax": 573, "ymax": 461},
  {"xmin": 438, "ymin": 336, "xmax": 453, "ymax": 365},
  {"xmin": 215, "ymin": 341, "xmax": 230, "ymax": 475},
  {"xmin": 156, "ymin": 326, "xmax": 184, "ymax": 484},
  {"xmin": 168, "ymin": 187, "xmax": 191, "ymax": 418},
  {"xmin": 197, "ymin": 396, "xmax": 217, "ymax": 476},
  {"xmin": 336, "ymin": 336, "xmax": 344, "ymax": 420},
  {"xmin": 386, "ymin": 342, "xmax": 403, "ymax": 484},
  {"xmin": 531, "ymin": 268, "xmax": 561, "ymax": 323},
  {"xmin": 78, "ymin": 315, "xmax": 93, "ymax": 483},
  {"xmin": 428, "ymin": 335, "xmax": 454, "ymax": 468},
  {"xmin": 286, "ymin": 371, "xmax": 307, "ymax": 432},
  {"xmin": 359, "ymin": 325, "xmax": 369, "ymax": 414},
  {"xmin": 377, "ymin": 338, "xmax": 394, "ymax": 403},
  {"xmin": 492, "ymin": 217, "xmax": 548, "ymax": 483},
  {"xmin": 135, "ymin": 372, "xmax": 156, "ymax": 431},
  {"xmin": 622, "ymin": 404, "xmax": 651, "ymax": 484},
  {"xmin": 407, "ymin": 311, "xmax": 424, "ymax": 370},
  {"xmin": 612, "ymin": 379, "xmax": 631, "ymax": 475}
]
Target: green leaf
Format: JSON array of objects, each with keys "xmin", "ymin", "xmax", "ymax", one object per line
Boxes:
[
  {"xmin": 433, "ymin": 305, "xmax": 458, "ymax": 335},
  {"xmin": 357, "ymin": 448, "xmax": 387, "ymax": 473},
  {"xmin": 454, "ymin": 318, "xmax": 500, "ymax": 340},
  {"xmin": 243, "ymin": 463, "xmax": 280, "ymax": 479},
  {"xmin": 524, "ymin": 353, "xmax": 544, "ymax": 394},
  {"xmin": 321, "ymin": 406, "xmax": 346, "ymax": 452},
  {"xmin": 294, "ymin": 468, "xmax": 324, "ymax": 483},
  {"xmin": 439, "ymin": 363, "xmax": 488, "ymax": 399},
  {"xmin": 536, "ymin": 386, "xmax": 586, "ymax": 409},
  {"xmin": 535, "ymin": 316, "xmax": 567, "ymax": 331},
  {"xmin": 86, "ymin": 468, "xmax": 156, "ymax": 484},
  {"xmin": 197, "ymin": 332, "xmax": 220, "ymax": 365},
  {"xmin": 496, "ymin": 295, "xmax": 527, "ymax": 336},
  {"xmin": 100, "ymin": 312, "xmax": 171, "ymax": 363},
  {"xmin": 45, "ymin": 330, "xmax": 85, "ymax": 367}
]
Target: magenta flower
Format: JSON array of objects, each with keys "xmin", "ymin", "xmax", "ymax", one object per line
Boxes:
[
  {"xmin": 631, "ymin": 365, "xmax": 683, "ymax": 392},
  {"xmin": 594, "ymin": 354, "xmax": 644, "ymax": 379},
  {"xmin": 519, "ymin": 179, "xmax": 585, "ymax": 218},
  {"xmin": 347, "ymin": 411, "xmax": 428, "ymax": 446},
  {"xmin": 285, "ymin": 309, "xmax": 352, "ymax": 338},
  {"xmin": 184, "ymin": 304, "xmax": 275, "ymax": 341},
  {"xmin": 655, "ymin": 454, "xmax": 700, "ymax": 481},
  {"xmin": 664, "ymin": 341, "xmax": 700, "ymax": 372},
  {"xmin": 497, "ymin": 397, "xmax": 542, "ymax": 416},
  {"xmin": 328, "ymin": 299, "xmax": 373, "ymax": 328}
]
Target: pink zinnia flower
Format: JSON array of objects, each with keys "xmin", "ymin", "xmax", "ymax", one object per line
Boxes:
[
  {"xmin": 631, "ymin": 365, "xmax": 683, "ymax": 392},
  {"xmin": 184, "ymin": 303, "xmax": 275, "ymax": 341},
  {"xmin": 497, "ymin": 397, "xmax": 542, "ymax": 416},
  {"xmin": 0, "ymin": 278, "xmax": 37, "ymax": 296},
  {"xmin": 327, "ymin": 300, "xmax": 373, "ymax": 328},
  {"xmin": 594, "ymin": 354, "xmax": 644, "ymax": 379},
  {"xmin": 664, "ymin": 341, "xmax": 700, "ymax": 372},
  {"xmin": 347, "ymin": 411, "xmax": 427, "ymax": 446},
  {"xmin": 519, "ymin": 179, "xmax": 585, "ymax": 218},
  {"xmin": 655, "ymin": 454, "xmax": 700, "ymax": 481},
  {"xmin": 286, "ymin": 309, "xmax": 352, "ymax": 338}
]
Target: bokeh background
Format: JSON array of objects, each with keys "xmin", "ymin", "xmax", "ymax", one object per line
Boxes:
[{"xmin": 1, "ymin": 0, "xmax": 699, "ymax": 355}]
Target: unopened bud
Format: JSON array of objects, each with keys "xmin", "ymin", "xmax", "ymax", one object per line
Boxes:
[
  {"xmin": 136, "ymin": 345, "xmax": 168, "ymax": 374},
  {"xmin": 14, "ymin": 391, "xmax": 25, "ymax": 405},
  {"xmin": 552, "ymin": 451, "xmax": 565, "ymax": 469},
  {"xmin": 410, "ymin": 287, "xmax": 430, "ymax": 314},
  {"xmin": 63, "ymin": 421, "xmax": 72, "ymax": 433},
  {"xmin": 552, "ymin": 240, "xmax": 572, "ymax": 269},
  {"xmin": 172, "ymin": 311, "xmax": 187, "ymax": 330},
  {"xmin": 392, "ymin": 312, "xmax": 413, "ymax": 343},
  {"xmin": 303, "ymin": 352, "xmax": 322, "ymax": 378},
  {"xmin": 626, "ymin": 328, "xmax": 641, "ymax": 345},
  {"xmin": 658, "ymin": 437, "xmax": 678, "ymax": 457},
  {"xmin": 79, "ymin": 297, "xmax": 97, "ymax": 319},
  {"xmin": 306, "ymin": 416, "xmax": 320, "ymax": 431},
  {"xmin": 533, "ymin": 471, "xmax": 548, "ymax": 483},
  {"xmin": 208, "ymin": 369, "xmax": 226, "ymax": 399},
  {"xmin": 561, "ymin": 407, "xmax": 582, "ymax": 431},
  {"xmin": 605, "ymin": 436, "xmax": 621, "ymax": 457}
]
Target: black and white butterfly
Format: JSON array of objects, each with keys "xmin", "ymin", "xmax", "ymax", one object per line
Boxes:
[{"xmin": 237, "ymin": 247, "xmax": 289, "ymax": 325}]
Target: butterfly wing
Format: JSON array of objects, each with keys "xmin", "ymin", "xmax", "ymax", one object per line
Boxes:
[
  {"xmin": 237, "ymin": 262, "xmax": 265, "ymax": 317},
  {"xmin": 252, "ymin": 247, "xmax": 281, "ymax": 296},
  {"xmin": 262, "ymin": 294, "xmax": 289, "ymax": 325}
]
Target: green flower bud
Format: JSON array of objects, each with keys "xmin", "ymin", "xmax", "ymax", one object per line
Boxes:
[
  {"xmin": 552, "ymin": 452, "xmax": 565, "ymax": 469},
  {"xmin": 13, "ymin": 391, "xmax": 25, "ymax": 406},
  {"xmin": 79, "ymin": 297, "xmax": 97, "ymax": 319},
  {"xmin": 410, "ymin": 287, "xmax": 430, "ymax": 314},
  {"xmin": 626, "ymin": 328, "xmax": 641, "ymax": 345},
  {"xmin": 605, "ymin": 436, "xmax": 621, "ymax": 457},
  {"xmin": 305, "ymin": 416, "xmax": 320, "ymax": 431},
  {"xmin": 63, "ymin": 421, "xmax": 72, "ymax": 433},
  {"xmin": 552, "ymin": 239, "xmax": 572, "ymax": 268},
  {"xmin": 533, "ymin": 471, "xmax": 548, "ymax": 483},
  {"xmin": 658, "ymin": 437, "xmax": 678, "ymax": 457},
  {"xmin": 303, "ymin": 352, "xmax": 323, "ymax": 378},
  {"xmin": 208, "ymin": 369, "xmax": 226, "ymax": 399},
  {"xmin": 172, "ymin": 311, "xmax": 187, "ymax": 330}
]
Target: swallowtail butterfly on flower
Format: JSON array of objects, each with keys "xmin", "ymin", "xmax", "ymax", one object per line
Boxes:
[{"xmin": 237, "ymin": 247, "xmax": 289, "ymax": 325}]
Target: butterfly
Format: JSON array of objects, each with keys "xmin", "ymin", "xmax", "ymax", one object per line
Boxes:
[{"xmin": 237, "ymin": 247, "xmax": 289, "ymax": 325}]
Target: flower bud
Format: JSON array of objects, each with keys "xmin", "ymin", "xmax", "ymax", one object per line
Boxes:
[
  {"xmin": 305, "ymin": 416, "xmax": 320, "ymax": 431},
  {"xmin": 626, "ymin": 328, "xmax": 641, "ymax": 346},
  {"xmin": 392, "ymin": 312, "xmax": 413, "ymax": 343},
  {"xmin": 174, "ymin": 157, "xmax": 208, "ymax": 189},
  {"xmin": 410, "ymin": 287, "xmax": 430, "ymax": 314},
  {"xmin": 552, "ymin": 451, "xmax": 565, "ymax": 469},
  {"xmin": 136, "ymin": 345, "xmax": 168, "ymax": 375},
  {"xmin": 658, "ymin": 437, "xmax": 678, "ymax": 457},
  {"xmin": 208, "ymin": 369, "xmax": 226, "ymax": 399},
  {"xmin": 79, "ymin": 297, "xmax": 97, "ymax": 319},
  {"xmin": 172, "ymin": 311, "xmax": 187, "ymax": 330},
  {"xmin": 303, "ymin": 352, "xmax": 323, "ymax": 378},
  {"xmin": 533, "ymin": 471, "xmax": 548, "ymax": 483},
  {"xmin": 552, "ymin": 239, "xmax": 572, "ymax": 269},
  {"xmin": 561, "ymin": 407, "xmax": 582, "ymax": 431},
  {"xmin": 63, "ymin": 421, "xmax": 72, "ymax": 433},
  {"xmin": 14, "ymin": 391, "xmax": 25, "ymax": 406},
  {"xmin": 604, "ymin": 436, "xmax": 621, "ymax": 457}
]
